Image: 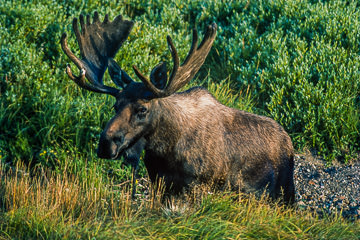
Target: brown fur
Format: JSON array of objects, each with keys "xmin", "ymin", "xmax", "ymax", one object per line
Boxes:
[{"xmin": 99, "ymin": 85, "xmax": 295, "ymax": 204}]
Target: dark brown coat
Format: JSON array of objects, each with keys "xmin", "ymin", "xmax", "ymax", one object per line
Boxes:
[{"xmin": 61, "ymin": 12, "xmax": 295, "ymax": 203}]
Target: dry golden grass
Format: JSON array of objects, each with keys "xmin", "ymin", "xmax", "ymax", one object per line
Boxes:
[{"xmin": 1, "ymin": 162, "xmax": 359, "ymax": 240}]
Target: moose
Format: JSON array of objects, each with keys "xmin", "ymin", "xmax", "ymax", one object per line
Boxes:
[{"xmin": 61, "ymin": 12, "xmax": 295, "ymax": 204}]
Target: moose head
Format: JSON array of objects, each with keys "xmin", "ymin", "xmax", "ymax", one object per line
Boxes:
[{"xmin": 61, "ymin": 12, "xmax": 216, "ymax": 161}]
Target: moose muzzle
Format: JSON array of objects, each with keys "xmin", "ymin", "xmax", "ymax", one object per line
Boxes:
[{"xmin": 97, "ymin": 131, "xmax": 124, "ymax": 159}]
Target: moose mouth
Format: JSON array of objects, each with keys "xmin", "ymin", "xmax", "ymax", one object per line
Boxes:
[
  {"xmin": 112, "ymin": 144, "xmax": 128, "ymax": 160},
  {"xmin": 111, "ymin": 138, "xmax": 139, "ymax": 160},
  {"xmin": 96, "ymin": 140, "xmax": 129, "ymax": 160}
]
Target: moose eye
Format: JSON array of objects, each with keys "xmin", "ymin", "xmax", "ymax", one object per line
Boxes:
[
  {"xmin": 136, "ymin": 106, "xmax": 148, "ymax": 120},
  {"xmin": 138, "ymin": 107, "xmax": 147, "ymax": 113}
]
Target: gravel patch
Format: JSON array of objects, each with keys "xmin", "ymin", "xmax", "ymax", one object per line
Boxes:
[{"xmin": 294, "ymin": 153, "xmax": 360, "ymax": 220}]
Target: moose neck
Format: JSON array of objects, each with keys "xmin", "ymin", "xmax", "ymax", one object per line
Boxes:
[{"xmin": 145, "ymin": 87, "xmax": 220, "ymax": 155}]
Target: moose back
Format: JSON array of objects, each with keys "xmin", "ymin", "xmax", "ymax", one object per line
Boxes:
[{"xmin": 61, "ymin": 12, "xmax": 295, "ymax": 203}]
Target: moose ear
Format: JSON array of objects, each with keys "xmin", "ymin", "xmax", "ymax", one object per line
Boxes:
[
  {"xmin": 150, "ymin": 62, "xmax": 168, "ymax": 90},
  {"xmin": 108, "ymin": 58, "xmax": 134, "ymax": 88}
]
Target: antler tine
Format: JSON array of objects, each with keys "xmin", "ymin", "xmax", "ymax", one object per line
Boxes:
[
  {"xmin": 104, "ymin": 14, "xmax": 109, "ymax": 24},
  {"xmin": 79, "ymin": 14, "xmax": 86, "ymax": 35},
  {"xmin": 166, "ymin": 35, "xmax": 180, "ymax": 91},
  {"xmin": 133, "ymin": 65, "xmax": 164, "ymax": 95},
  {"xmin": 93, "ymin": 11, "xmax": 100, "ymax": 23},
  {"xmin": 182, "ymin": 28, "xmax": 199, "ymax": 66},
  {"xmin": 86, "ymin": 14, "xmax": 91, "ymax": 26},
  {"xmin": 61, "ymin": 33, "xmax": 84, "ymax": 71},
  {"xmin": 72, "ymin": 18, "xmax": 82, "ymax": 55},
  {"xmin": 65, "ymin": 64, "xmax": 98, "ymax": 92},
  {"xmin": 134, "ymin": 23, "xmax": 217, "ymax": 98}
]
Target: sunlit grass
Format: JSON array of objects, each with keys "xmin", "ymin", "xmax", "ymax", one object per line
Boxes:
[{"xmin": 1, "ymin": 162, "xmax": 358, "ymax": 240}]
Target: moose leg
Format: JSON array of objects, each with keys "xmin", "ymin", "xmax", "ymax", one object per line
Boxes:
[
  {"xmin": 123, "ymin": 138, "xmax": 146, "ymax": 199},
  {"xmin": 274, "ymin": 156, "xmax": 296, "ymax": 205}
]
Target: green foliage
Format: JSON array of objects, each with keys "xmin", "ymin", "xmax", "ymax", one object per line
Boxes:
[{"xmin": 0, "ymin": 0, "xmax": 359, "ymax": 176}]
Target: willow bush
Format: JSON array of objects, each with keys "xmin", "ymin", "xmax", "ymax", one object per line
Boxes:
[{"xmin": 1, "ymin": 0, "xmax": 359, "ymax": 168}]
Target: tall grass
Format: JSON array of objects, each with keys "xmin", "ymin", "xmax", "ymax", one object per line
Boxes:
[{"xmin": 0, "ymin": 162, "xmax": 359, "ymax": 239}]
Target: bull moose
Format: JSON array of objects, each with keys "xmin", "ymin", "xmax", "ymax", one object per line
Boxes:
[{"xmin": 61, "ymin": 12, "xmax": 295, "ymax": 204}]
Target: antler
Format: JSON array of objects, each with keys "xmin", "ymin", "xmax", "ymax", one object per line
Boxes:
[
  {"xmin": 133, "ymin": 23, "xmax": 217, "ymax": 98},
  {"xmin": 61, "ymin": 12, "xmax": 134, "ymax": 96}
]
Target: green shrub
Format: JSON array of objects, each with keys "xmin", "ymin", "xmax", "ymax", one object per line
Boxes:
[{"xmin": 1, "ymin": 0, "xmax": 359, "ymax": 168}]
